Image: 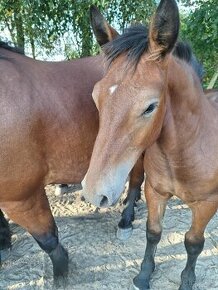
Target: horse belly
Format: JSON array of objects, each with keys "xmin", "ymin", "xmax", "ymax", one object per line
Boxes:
[
  {"xmin": 173, "ymin": 177, "xmax": 218, "ymax": 203},
  {"xmin": 0, "ymin": 144, "xmax": 46, "ymax": 201},
  {"xmin": 46, "ymin": 146, "xmax": 94, "ymax": 184},
  {"xmin": 44, "ymin": 115, "xmax": 98, "ymax": 185}
]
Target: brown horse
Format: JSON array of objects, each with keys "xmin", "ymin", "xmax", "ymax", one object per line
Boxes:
[
  {"xmin": 0, "ymin": 41, "xmax": 146, "ymax": 283},
  {"xmin": 83, "ymin": 1, "xmax": 218, "ymax": 290}
]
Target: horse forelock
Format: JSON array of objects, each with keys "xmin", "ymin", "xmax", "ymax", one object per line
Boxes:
[{"xmin": 103, "ymin": 24, "xmax": 203, "ymax": 81}]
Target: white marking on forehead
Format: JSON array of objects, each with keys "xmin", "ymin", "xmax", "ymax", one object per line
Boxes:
[{"xmin": 109, "ymin": 85, "xmax": 118, "ymax": 95}]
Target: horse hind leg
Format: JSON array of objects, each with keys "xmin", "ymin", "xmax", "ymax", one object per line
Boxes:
[
  {"xmin": 0, "ymin": 187, "xmax": 68, "ymax": 287},
  {"xmin": 179, "ymin": 200, "xmax": 218, "ymax": 290},
  {"xmin": 0, "ymin": 209, "xmax": 11, "ymax": 250},
  {"xmin": 55, "ymin": 184, "xmax": 69, "ymax": 196},
  {"xmin": 133, "ymin": 181, "xmax": 171, "ymax": 290},
  {"xmin": 0, "ymin": 209, "xmax": 11, "ymax": 265},
  {"xmin": 117, "ymin": 155, "xmax": 144, "ymax": 240}
]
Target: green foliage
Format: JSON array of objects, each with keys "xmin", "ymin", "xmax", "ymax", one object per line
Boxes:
[
  {"xmin": 0, "ymin": 0, "xmax": 72, "ymax": 57},
  {"xmin": 106, "ymin": 0, "xmax": 156, "ymax": 29},
  {"xmin": 180, "ymin": 0, "xmax": 218, "ymax": 87},
  {"xmin": 0, "ymin": 0, "xmax": 217, "ymax": 88},
  {"xmin": 0, "ymin": 0, "xmax": 156, "ymax": 58},
  {"xmin": 63, "ymin": 0, "xmax": 156, "ymax": 58}
]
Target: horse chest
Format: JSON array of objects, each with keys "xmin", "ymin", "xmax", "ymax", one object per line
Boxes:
[{"xmin": 144, "ymin": 148, "xmax": 175, "ymax": 196}]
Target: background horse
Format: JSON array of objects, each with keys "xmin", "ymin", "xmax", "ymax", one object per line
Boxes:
[
  {"xmin": 83, "ymin": 1, "xmax": 218, "ymax": 290},
  {"xmin": 0, "ymin": 41, "xmax": 145, "ymax": 283}
]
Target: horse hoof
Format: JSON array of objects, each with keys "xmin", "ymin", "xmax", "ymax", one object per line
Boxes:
[
  {"xmin": 53, "ymin": 274, "xmax": 68, "ymax": 289},
  {"xmin": 178, "ymin": 284, "xmax": 193, "ymax": 290},
  {"xmin": 116, "ymin": 226, "xmax": 133, "ymax": 240},
  {"xmin": 129, "ymin": 282, "xmax": 140, "ymax": 290},
  {"xmin": 54, "ymin": 185, "xmax": 68, "ymax": 196}
]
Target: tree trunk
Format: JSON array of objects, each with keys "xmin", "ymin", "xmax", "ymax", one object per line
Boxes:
[
  {"xmin": 30, "ymin": 37, "xmax": 36, "ymax": 59},
  {"xmin": 81, "ymin": 26, "xmax": 93, "ymax": 57},
  {"xmin": 14, "ymin": 10, "xmax": 25, "ymax": 53}
]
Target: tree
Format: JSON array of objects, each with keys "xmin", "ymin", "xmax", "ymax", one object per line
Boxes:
[
  {"xmin": 0, "ymin": 0, "xmax": 73, "ymax": 58},
  {"xmin": 0, "ymin": 0, "xmax": 156, "ymax": 59},
  {"xmin": 64, "ymin": 0, "xmax": 156, "ymax": 59},
  {"xmin": 180, "ymin": 0, "xmax": 218, "ymax": 87},
  {"xmin": 0, "ymin": 0, "xmax": 217, "ymax": 88}
]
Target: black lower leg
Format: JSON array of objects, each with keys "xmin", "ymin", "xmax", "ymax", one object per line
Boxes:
[
  {"xmin": 119, "ymin": 156, "xmax": 144, "ymax": 230},
  {"xmin": 33, "ymin": 225, "xmax": 68, "ymax": 279},
  {"xmin": 0, "ymin": 210, "xmax": 11, "ymax": 251},
  {"xmin": 59, "ymin": 184, "xmax": 68, "ymax": 188},
  {"xmin": 133, "ymin": 224, "xmax": 161, "ymax": 290},
  {"xmin": 123, "ymin": 187, "xmax": 141, "ymax": 205},
  {"xmin": 119, "ymin": 188, "xmax": 141, "ymax": 229},
  {"xmin": 179, "ymin": 238, "xmax": 204, "ymax": 290}
]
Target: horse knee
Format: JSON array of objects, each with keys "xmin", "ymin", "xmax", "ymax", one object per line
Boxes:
[
  {"xmin": 184, "ymin": 234, "xmax": 204, "ymax": 257},
  {"xmin": 146, "ymin": 222, "xmax": 162, "ymax": 244},
  {"xmin": 33, "ymin": 226, "xmax": 59, "ymax": 254}
]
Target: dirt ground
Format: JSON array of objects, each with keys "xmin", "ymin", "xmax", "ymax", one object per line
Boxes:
[{"xmin": 0, "ymin": 184, "xmax": 217, "ymax": 290}]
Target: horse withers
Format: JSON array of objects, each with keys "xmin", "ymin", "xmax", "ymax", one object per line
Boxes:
[{"xmin": 83, "ymin": 1, "xmax": 218, "ymax": 289}]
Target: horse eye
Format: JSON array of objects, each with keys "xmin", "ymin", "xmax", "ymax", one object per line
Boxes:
[{"xmin": 142, "ymin": 102, "xmax": 158, "ymax": 116}]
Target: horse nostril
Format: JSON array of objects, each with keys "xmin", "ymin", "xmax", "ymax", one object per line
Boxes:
[{"xmin": 100, "ymin": 195, "xmax": 109, "ymax": 207}]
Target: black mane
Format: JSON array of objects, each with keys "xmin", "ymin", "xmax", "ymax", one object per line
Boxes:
[
  {"xmin": 103, "ymin": 25, "xmax": 204, "ymax": 80},
  {"xmin": 0, "ymin": 41, "xmax": 24, "ymax": 55}
]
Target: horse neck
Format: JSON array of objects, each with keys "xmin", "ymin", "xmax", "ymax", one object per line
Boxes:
[{"xmin": 160, "ymin": 56, "xmax": 215, "ymax": 150}]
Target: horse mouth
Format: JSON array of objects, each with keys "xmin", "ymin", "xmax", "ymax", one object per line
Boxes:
[{"xmin": 82, "ymin": 190, "xmax": 119, "ymax": 208}]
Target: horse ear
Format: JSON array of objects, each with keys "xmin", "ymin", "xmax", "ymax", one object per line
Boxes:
[
  {"xmin": 90, "ymin": 5, "xmax": 119, "ymax": 46},
  {"xmin": 149, "ymin": 0, "xmax": 179, "ymax": 57}
]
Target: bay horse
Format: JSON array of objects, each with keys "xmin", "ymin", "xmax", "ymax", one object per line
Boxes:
[
  {"xmin": 0, "ymin": 41, "xmax": 145, "ymax": 283},
  {"xmin": 83, "ymin": 1, "xmax": 218, "ymax": 290}
]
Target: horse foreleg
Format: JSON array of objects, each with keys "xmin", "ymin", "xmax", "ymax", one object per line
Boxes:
[
  {"xmin": 179, "ymin": 200, "xmax": 217, "ymax": 290},
  {"xmin": 117, "ymin": 155, "xmax": 144, "ymax": 240},
  {"xmin": 0, "ymin": 188, "xmax": 68, "ymax": 287},
  {"xmin": 133, "ymin": 181, "xmax": 171, "ymax": 290}
]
